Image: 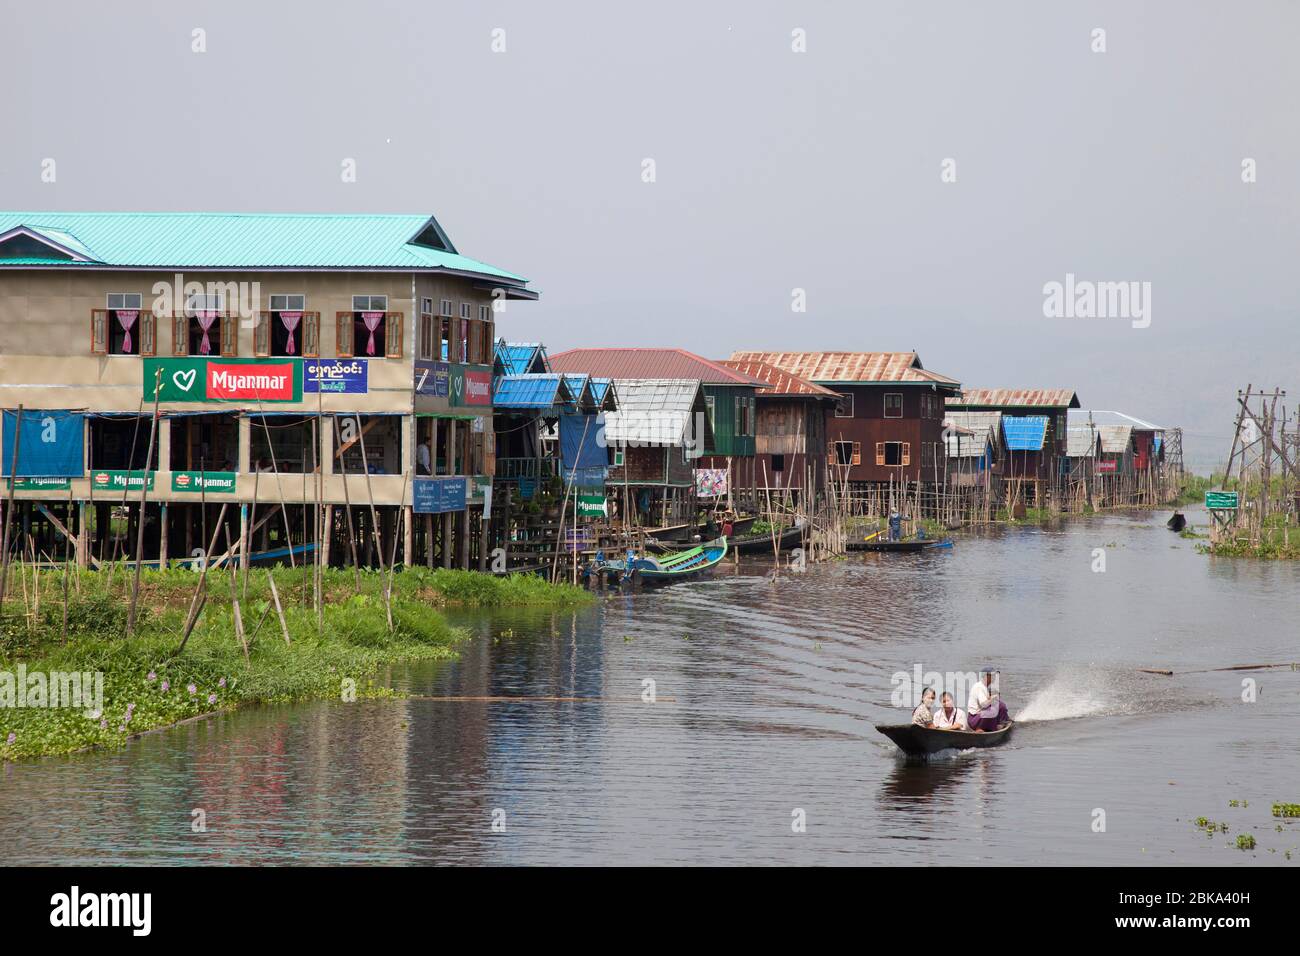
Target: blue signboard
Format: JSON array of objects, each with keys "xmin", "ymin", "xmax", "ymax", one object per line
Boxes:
[
  {"xmin": 2, "ymin": 410, "xmax": 85, "ymax": 477},
  {"xmin": 304, "ymin": 359, "xmax": 368, "ymax": 394},
  {"xmin": 414, "ymin": 360, "xmax": 450, "ymax": 397},
  {"xmin": 413, "ymin": 476, "xmax": 468, "ymax": 514}
]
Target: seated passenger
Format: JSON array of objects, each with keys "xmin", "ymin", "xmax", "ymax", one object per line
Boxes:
[
  {"xmin": 966, "ymin": 668, "xmax": 1009, "ymax": 731},
  {"xmin": 932, "ymin": 691, "xmax": 967, "ymax": 730},
  {"xmin": 911, "ymin": 687, "xmax": 936, "ymax": 727}
]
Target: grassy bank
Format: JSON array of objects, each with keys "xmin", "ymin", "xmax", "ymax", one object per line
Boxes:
[
  {"xmin": 1200, "ymin": 514, "xmax": 1300, "ymax": 559},
  {"xmin": 0, "ymin": 565, "xmax": 590, "ymax": 760}
]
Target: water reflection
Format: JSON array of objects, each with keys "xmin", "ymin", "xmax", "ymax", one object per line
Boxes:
[{"xmin": 1, "ymin": 510, "xmax": 1298, "ymax": 865}]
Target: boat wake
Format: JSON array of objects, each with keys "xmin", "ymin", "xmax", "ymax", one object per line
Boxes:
[{"xmin": 1015, "ymin": 670, "xmax": 1126, "ymax": 723}]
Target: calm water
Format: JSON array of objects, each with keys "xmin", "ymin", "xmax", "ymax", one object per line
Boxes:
[{"xmin": 2, "ymin": 507, "xmax": 1298, "ymax": 865}]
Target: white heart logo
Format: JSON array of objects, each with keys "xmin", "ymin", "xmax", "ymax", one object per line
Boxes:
[{"xmin": 173, "ymin": 368, "xmax": 197, "ymax": 393}]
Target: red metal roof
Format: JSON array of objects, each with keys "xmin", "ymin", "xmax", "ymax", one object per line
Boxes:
[
  {"xmin": 947, "ymin": 388, "xmax": 1080, "ymax": 409},
  {"xmin": 716, "ymin": 359, "xmax": 839, "ymax": 398},
  {"xmin": 729, "ymin": 351, "xmax": 960, "ymax": 387},
  {"xmin": 548, "ymin": 348, "xmax": 758, "ymax": 385}
]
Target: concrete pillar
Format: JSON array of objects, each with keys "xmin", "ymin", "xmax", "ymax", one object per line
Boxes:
[
  {"xmin": 157, "ymin": 418, "xmax": 172, "ymax": 474},
  {"xmin": 77, "ymin": 501, "xmax": 89, "ymax": 568},
  {"xmin": 403, "ymin": 505, "xmax": 413, "ymax": 567},
  {"xmin": 238, "ymin": 416, "xmax": 252, "ymax": 474},
  {"xmin": 159, "ymin": 502, "xmax": 168, "ymax": 569}
]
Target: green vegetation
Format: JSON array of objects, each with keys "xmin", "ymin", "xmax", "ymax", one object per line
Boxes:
[
  {"xmin": 1235, "ymin": 834, "xmax": 1257, "ymax": 850},
  {"xmin": 1200, "ymin": 513, "xmax": 1300, "ymax": 559},
  {"xmin": 0, "ymin": 565, "xmax": 589, "ymax": 760},
  {"xmin": 1273, "ymin": 803, "xmax": 1300, "ymax": 818},
  {"xmin": 1172, "ymin": 473, "xmax": 1216, "ymax": 506}
]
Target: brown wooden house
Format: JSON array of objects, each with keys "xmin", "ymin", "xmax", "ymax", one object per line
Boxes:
[
  {"xmin": 729, "ymin": 351, "xmax": 961, "ymax": 488},
  {"xmin": 718, "ymin": 358, "xmax": 838, "ymax": 499}
]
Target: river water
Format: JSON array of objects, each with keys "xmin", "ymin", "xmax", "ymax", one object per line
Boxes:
[{"xmin": 2, "ymin": 507, "xmax": 1298, "ymax": 865}]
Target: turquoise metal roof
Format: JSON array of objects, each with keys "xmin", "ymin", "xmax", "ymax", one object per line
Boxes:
[
  {"xmin": 492, "ymin": 374, "xmax": 573, "ymax": 410},
  {"xmin": 1003, "ymin": 416, "xmax": 1049, "ymax": 451},
  {"xmin": 0, "ymin": 211, "xmax": 528, "ymax": 283}
]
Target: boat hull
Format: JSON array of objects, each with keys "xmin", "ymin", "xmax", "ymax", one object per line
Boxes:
[
  {"xmin": 875, "ymin": 721, "xmax": 1014, "ymax": 757},
  {"xmin": 731, "ymin": 526, "xmax": 803, "ymax": 555},
  {"xmin": 848, "ymin": 539, "xmax": 952, "ymax": 553}
]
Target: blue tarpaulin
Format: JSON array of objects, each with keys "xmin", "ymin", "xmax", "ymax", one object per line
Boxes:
[
  {"xmin": 2, "ymin": 410, "xmax": 85, "ymax": 477},
  {"xmin": 1002, "ymin": 416, "xmax": 1049, "ymax": 451},
  {"xmin": 560, "ymin": 412, "xmax": 608, "ymax": 483}
]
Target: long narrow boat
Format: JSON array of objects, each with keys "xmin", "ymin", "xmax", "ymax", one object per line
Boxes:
[
  {"xmin": 731, "ymin": 525, "xmax": 803, "ymax": 555},
  {"xmin": 875, "ymin": 721, "xmax": 1014, "ymax": 757},
  {"xmin": 847, "ymin": 538, "xmax": 952, "ymax": 553},
  {"xmin": 629, "ymin": 537, "xmax": 728, "ymax": 584}
]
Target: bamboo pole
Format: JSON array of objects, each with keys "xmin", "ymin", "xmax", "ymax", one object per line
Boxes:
[{"xmin": 127, "ymin": 373, "xmax": 162, "ymax": 636}]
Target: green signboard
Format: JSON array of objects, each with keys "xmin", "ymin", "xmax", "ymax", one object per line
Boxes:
[
  {"xmin": 1205, "ymin": 491, "xmax": 1239, "ymax": 510},
  {"xmin": 576, "ymin": 494, "xmax": 607, "ymax": 518},
  {"xmin": 143, "ymin": 358, "xmax": 303, "ymax": 403},
  {"xmin": 90, "ymin": 470, "xmax": 154, "ymax": 492},
  {"xmin": 4, "ymin": 477, "xmax": 72, "ymax": 491},
  {"xmin": 171, "ymin": 471, "xmax": 237, "ymax": 494}
]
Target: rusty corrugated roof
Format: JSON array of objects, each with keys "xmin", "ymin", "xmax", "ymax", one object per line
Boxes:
[
  {"xmin": 728, "ymin": 351, "xmax": 960, "ymax": 387},
  {"xmin": 549, "ymin": 348, "xmax": 757, "ymax": 385},
  {"xmin": 716, "ymin": 359, "xmax": 839, "ymax": 398},
  {"xmin": 947, "ymin": 388, "xmax": 1080, "ymax": 409}
]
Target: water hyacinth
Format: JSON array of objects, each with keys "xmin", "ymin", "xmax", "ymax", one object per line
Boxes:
[
  {"xmin": 6, "ymin": 732, "xmax": 15, "ymax": 745},
  {"xmin": 160, "ymin": 680, "xmax": 170, "ymax": 692},
  {"xmin": 147, "ymin": 671, "xmax": 156, "ymax": 682},
  {"xmin": 99, "ymin": 719, "xmax": 108, "ymax": 730},
  {"xmin": 207, "ymin": 694, "xmax": 217, "ymax": 705},
  {"xmin": 218, "ymin": 678, "xmax": 227, "ymax": 688},
  {"xmin": 187, "ymin": 684, "xmax": 197, "ymax": 696}
]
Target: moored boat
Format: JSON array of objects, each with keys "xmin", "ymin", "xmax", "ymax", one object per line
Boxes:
[
  {"xmin": 875, "ymin": 721, "xmax": 1014, "ymax": 757},
  {"xmin": 629, "ymin": 537, "xmax": 728, "ymax": 584},
  {"xmin": 848, "ymin": 538, "xmax": 952, "ymax": 553},
  {"xmin": 730, "ymin": 525, "xmax": 803, "ymax": 555},
  {"xmin": 1166, "ymin": 511, "xmax": 1187, "ymax": 532}
]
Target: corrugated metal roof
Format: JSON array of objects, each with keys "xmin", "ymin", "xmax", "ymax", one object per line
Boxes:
[
  {"xmin": 602, "ymin": 379, "xmax": 705, "ymax": 446},
  {"xmin": 549, "ymin": 348, "xmax": 757, "ymax": 385},
  {"xmin": 492, "ymin": 374, "xmax": 573, "ymax": 410},
  {"xmin": 949, "ymin": 388, "xmax": 1080, "ymax": 409},
  {"xmin": 730, "ymin": 350, "xmax": 960, "ymax": 386},
  {"xmin": 0, "ymin": 211, "xmax": 528, "ymax": 282},
  {"xmin": 589, "ymin": 378, "xmax": 617, "ymax": 411},
  {"xmin": 495, "ymin": 341, "xmax": 549, "ymax": 376},
  {"xmin": 1098, "ymin": 425, "xmax": 1133, "ymax": 454},
  {"xmin": 1003, "ymin": 416, "xmax": 1049, "ymax": 451},
  {"xmin": 944, "ymin": 411, "xmax": 1002, "ymax": 457},
  {"xmin": 1066, "ymin": 425, "xmax": 1099, "ymax": 457},
  {"xmin": 716, "ymin": 359, "xmax": 839, "ymax": 397}
]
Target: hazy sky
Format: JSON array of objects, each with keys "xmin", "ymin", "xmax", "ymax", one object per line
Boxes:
[{"xmin": 5, "ymin": 1, "xmax": 1298, "ymax": 470}]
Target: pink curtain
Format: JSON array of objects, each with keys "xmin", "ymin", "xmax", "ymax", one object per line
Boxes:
[
  {"xmin": 195, "ymin": 310, "xmax": 218, "ymax": 355},
  {"xmin": 279, "ymin": 311, "xmax": 302, "ymax": 355},
  {"xmin": 361, "ymin": 311, "xmax": 384, "ymax": 356},
  {"xmin": 115, "ymin": 310, "xmax": 138, "ymax": 353}
]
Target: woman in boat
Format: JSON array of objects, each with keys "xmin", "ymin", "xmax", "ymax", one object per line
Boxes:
[
  {"xmin": 933, "ymin": 691, "xmax": 967, "ymax": 730},
  {"xmin": 911, "ymin": 687, "xmax": 936, "ymax": 727},
  {"xmin": 966, "ymin": 669, "xmax": 1008, "ymax": 732}
]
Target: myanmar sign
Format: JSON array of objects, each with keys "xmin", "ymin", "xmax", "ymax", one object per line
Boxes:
[
  {"xmin": 1205, "ymin": 491, "xmax": 1239, "ymax": 510},
  {"xmin": 4, "ymin": 477, "xmax": 72, "ymax": 491},
  {"xmin": 144, "ymin": 358, "xmax": 303, "ymax": 403},
  {"xmin": 90, "ymin": 470, "xmax": 154, "ymax": 492},
  {"xmin": 577, "ymin": 494, "xmax": 607, "ymax": 518},
  {"xmin": 450, "ymin": 364, "xmax": 492, "ymax": 407},
  {"xmin": 1095, "ymin": 460, "xmax": 1118, "ymax": 473},
  {"xmin": 171, "ymin": 471, "xmax": 237, "ymax": 494}
]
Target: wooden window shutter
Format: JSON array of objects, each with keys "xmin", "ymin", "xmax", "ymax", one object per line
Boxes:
[
  {"xmin": 302, "ymin": 312, "xmax": 320, "ymax": 358},
  {"xmin": 91, "ymin": 310, "xmax": 108, "ymax": 354},
  {"xmin": 852, "ymin": 442, "xmax": 862, "ymax": 466},
  {"xmin": 902, "ymin": 442, "xmax": 911, "ymax": 466},
  {"xmin": 827, "ymin": 441, "xmax": 835, "ymax": 466},
  {"xmin": 253, "ymin": 312, "xmax": 271, "ymax": 357},
  {"xmin": 336, "ymin": 313, "xmax": 354, "ymax": 357},
  {"xmin": 140, "ymin": 313, "xmax": 157, "ymax": 356},
  {"xmin": 173, "ymin": 316, "xmax": 189, "ymax": 355},
  {"xmin": 385, "ymin": 312, "xmax": 403, "ymax": 358},
  {"xmin": 219, "ymin": 315, "xmax": 238, "ymax": 356},
  {"xmin": 875, "ymin": 442, "xmax": 885, "ymax": 466}
]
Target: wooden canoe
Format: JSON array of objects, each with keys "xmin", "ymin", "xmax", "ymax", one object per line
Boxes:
[
  {"xmin": 875, "ymin": 720, "xmax": 1015, "ymax": 757},
  {"xmin": 630, "ymin": 537, "xmax": 728, "ymax": 584},
  {"xmin": 848, "ymin": 538, "xmax": 952, "ymax": 553}
]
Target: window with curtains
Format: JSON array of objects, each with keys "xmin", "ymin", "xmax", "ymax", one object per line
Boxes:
[
  {"xmin": 256, "ymin": 294, "xmax": 315, "ymax": 357},
  {"xmin": 338, "ymin": 297, "xmax": 401, "ymax": 358},
  {"xmin": 97, "ymin": 293, "xmax": 153, "ymax": 355},
  {"xmin": 439, "ymin": 316, "xmax": 452, "ymax": 361},
  {"xmin": 178, "ymin": 292, "xmax": 233, "ymax": 356}
]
